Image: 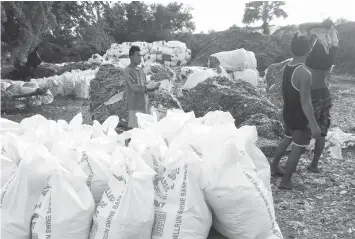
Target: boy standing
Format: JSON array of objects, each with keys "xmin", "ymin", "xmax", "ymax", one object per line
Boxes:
[{"xmin": 272, "ymin": 33, "xmax": 322, "ymax": 189}]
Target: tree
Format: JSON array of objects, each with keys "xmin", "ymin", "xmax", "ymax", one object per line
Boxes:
[
  {"xmin": 1, "ymin": 1, "xmax": 56, "ymax": 63},
  {"xmin": 2, "ymin": 1, "xmax": 197, "ymax": 64},
  {"xmin": 242, "ymin": 1, "xmax": 288, "ymax": 35},
  {"xmin": 335, "ymin": 18, "xmax": 349, "ymax": 25}
]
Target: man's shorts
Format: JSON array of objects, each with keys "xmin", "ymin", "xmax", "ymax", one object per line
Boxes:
[
  {"xmin": 311, "ymin": 88, "xmax": 332, "ymax": 137},
  {"xmin": 284, "ymin": 127, "xmax": 311, "ymax": 148}
]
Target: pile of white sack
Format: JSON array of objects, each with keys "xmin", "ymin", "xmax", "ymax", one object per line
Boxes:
[
  {"xmin": 102, "ymin": 40, "xmax": 192, "ymax": 67},
  {"xmin": 1, "ymin": 80, "xmax": 54, "ymax": 109},
  {"xmin": 31, "ymin": 68, "xmax": 99, "ymax": 99},
  {"xmin": 209, "ymin": 48, "xmax": 260, "ymax": 87},
  {"xmin": 1, "ymin": 110, "xmax": 284, "ymax": 239}
]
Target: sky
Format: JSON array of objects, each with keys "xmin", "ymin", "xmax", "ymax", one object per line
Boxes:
[{"xmin": 141, "ymin": 0, "xmax": 355, "ymax": 33}]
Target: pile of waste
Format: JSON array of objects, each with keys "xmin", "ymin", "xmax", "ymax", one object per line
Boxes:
[
  {"xmin": 144, "ymin": 62, "xmax": 176, "ymax": 82},
  {"xmin": 89, "ymin": 64, "xmax": 181, "ymax": 125},
  {"xmin": 264, "ymin": 58, "xmax": 292, "ymax": 92},
  {"xmin": 178, "ymin": 76, "xmax": 283, "ymax": 156},
  {"xmin": 103, "ymin": 40, "xmax": 192, "ymax": 67},
  {"xmin": 1, "ymin": 80, "xmax": 54, "ymax": 111},
  {"xmin": 1, "ymin": 110, "xmax": 283, "ymax": 239}
]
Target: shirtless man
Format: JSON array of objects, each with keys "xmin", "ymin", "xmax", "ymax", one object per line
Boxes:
[
  {"xmin": 271, "ymin": 19, "xmax": 339, "ymax": 178},
  {"xmin": 272, "ymin": 33, "xmax": 322, "ymax": 189}
]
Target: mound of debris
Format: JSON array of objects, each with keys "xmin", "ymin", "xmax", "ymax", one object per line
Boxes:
[
  {"xmin": 190, "ymin": 29, "xmax": 283, "ymax": 72},
  {"xmin": 240, "ymin": 113, "xmax": 283, "ymax": 140},
  {"xmin": 178, "ymin": 76, "xmax": 280, "ymax": 127},
  {"xmin": 179, "ymin": 76, "xmax": 281, "ymax": 124},
  {"xmin": 89, "ymin": 65, "xmax": 125, "ymax": 123},
  {"xmin": 264, "ymin": 58, "xmax": 292, "ymax": 90},
  {"xmin": 90, "ymin": 64, "xmax": 182, "ymax": 125},
  {"xmin": 146, "ymin": 63, "xmax": 176, "ymax": 82},
  {"xmin": 178, "ymin": 76, "xmax": 283, "ymax": 156}
]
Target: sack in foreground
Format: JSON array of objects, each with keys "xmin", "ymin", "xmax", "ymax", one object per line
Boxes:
[
  {"xmin": 90, "ymin": 147, "xmax": 155, "ymax": 239},
  {"xmin": 202, "ymin": 138, "xmax": 283, "ymax": 239},
  {"xmin": 152, "ymin": 148, "xmax": 212, "ymax": 239},
  {"xmin": 31, "ymin": 160, "xmax": 95, "ymax": 239}
]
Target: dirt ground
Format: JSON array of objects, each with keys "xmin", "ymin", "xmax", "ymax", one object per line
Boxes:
[
  {"xmin": 271, "ymin": 74, "xmax": 355, "ymax": 239},
  {"xmin": 1, "ymin": 74, "xmax": 354, "ymax": 239}
]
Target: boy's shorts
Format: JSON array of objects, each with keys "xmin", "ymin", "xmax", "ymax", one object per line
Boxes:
[
  {"xmin": 312, "ymin": 97, "xmax": 332, "ymax": 137},
  {"xmin": 311, "ymin": 87, "xmax": 332, "ymax": 137},
  {"xmin": 284, "ymin": 127, "xmax": 311, "ymax": 148}
]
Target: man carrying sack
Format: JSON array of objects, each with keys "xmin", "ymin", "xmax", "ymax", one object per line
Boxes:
[
  {"xmin": 124, "ymin": 46, "xmax": 160, "ymax": 129},
  {"xmin": 271, "ymin": 18, "xmax": 339, "ymax": 179}
]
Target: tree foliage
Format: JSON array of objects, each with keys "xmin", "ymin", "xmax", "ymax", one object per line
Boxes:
[
  {"xmin": 1, "ymin": 1, "xmax": 196, "ymax": 64},
  {"xmin": 243, "ymin": 1, "xmax": 288, "ymax": 35},
  {"xmin": 1, "ymin": 1, "xmax": 56, "ymax": 63}
]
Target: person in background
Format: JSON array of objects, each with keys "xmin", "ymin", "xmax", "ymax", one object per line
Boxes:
[
  {"xmin": 124, "ymin": 46, "xmax": 160, "ymax": 129},
  {"xmin": 271, "ymin": 19, "xmax": 339, "ymax": 178},
  {"xmin": 271, "ymin": 33, "xmax": 321, "ymax": 189},
  {"xmin": 26, "ymin": 46, "xmax": 42, "ymax": 77},
  {"xmin": 301, "ymin": 18, "xmax": 339, "ymax": 172}
]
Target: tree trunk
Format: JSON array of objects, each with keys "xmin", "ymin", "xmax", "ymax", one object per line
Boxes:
[
  {"xmin": 262, "ymin": 21, "xmax": 270, "ymax": 35},
  {"xmin": 261, "ymin": 1, "xmax": 270, "ymax": 35}
]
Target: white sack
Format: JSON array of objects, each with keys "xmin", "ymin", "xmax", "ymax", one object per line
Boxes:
[
  {"xmin": 246, "ymin": 51, "xmax": 257, "ymax": 69},
  {"xmin": 144, "ymin": 54, "xmax": 158, "ymax": 62},
  {"xmin": 150, "ymin": 46, "xmax": 163, "ymax": 54},
  {"xmin": 233, "ymin": 69, "xmax": 259, "ymax": 87},
  {"xmin": 75, "ymin": 75, "xmax": 91, "ymax": 99},
  {"xmin": 180, "ymin": 66, "xmax": 208, "ymax": 80},
  {"xmin": 199, "ymin": 111, "xmax": 235, "ymax": 126},
  {"xmin": 90, "ymin": 147, "xmax": 155, "ymax": 239},
  {"xmin": 31, "ymin": 160, "xmax": 95, "ymax": 239},
  {"xmin": 152, "ymin": 148, "xmax": 212, "ymax": 239},
  {"xmin": 157, "ymin": 54, "xmax": 163, "ymax": 61},
  {"xmin": 1, "ymin": 144, "xmax": 57, "ymax": 239},
  {"xmin": 129, "ymin": 128, "xmax": 168, "ymax": 184},
  {"xmin": 119, "ymin": 58, "xmax": 130, "ymax": 67},
  {"xmin": 161, "ymin": 47, "xmax": 174, "ymax": 56},
  {"xmin": 202, "ymin": 138, "xmax": 283, "ymax": 239},
  {"xmin": 154, "ymin": 110, "xmax": 196, "ymax": 146},
  {"xmin": 211, "ymin": 48, "xmax": 249, "ymax": 71},
  {"xmin": 39, "ymin": 90, "xmax": 54, "ymax": 105},
  {"xmin": 1, "ymin": 154, "xmax": 18, "ymax": 188},
  {"xmin": 0, "ymin": 118, "xmax": 21, "ymax": 135},
  {"xmin": 78, "ymin": 149, "xmax": 111, "ymax": 207},
  {"xmin": 166, "ymin": 41, "xmax": 187, "ymax": 48},
  {"xmin": 183, "ymin": 69, "xmax": 218, "ymax": 89},
  {"xmin": 62, "ymin": 72, "xmax": 76, "ymax": 96}
]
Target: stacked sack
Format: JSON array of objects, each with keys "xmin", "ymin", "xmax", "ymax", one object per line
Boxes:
[
  {"xmin": 102, "ymin": 40, "xmax": 191, "ymax": 68},
  {"xmin": 1, "ymin": 110, "xmax": 284, "ymax": 239},
  {"xmin": 31, "ymin": 68, "xmax": 98, "ymax": 99},
  {"xmin": 209, "ymin": 48, "xmax": 260, "ymax": 87}
]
